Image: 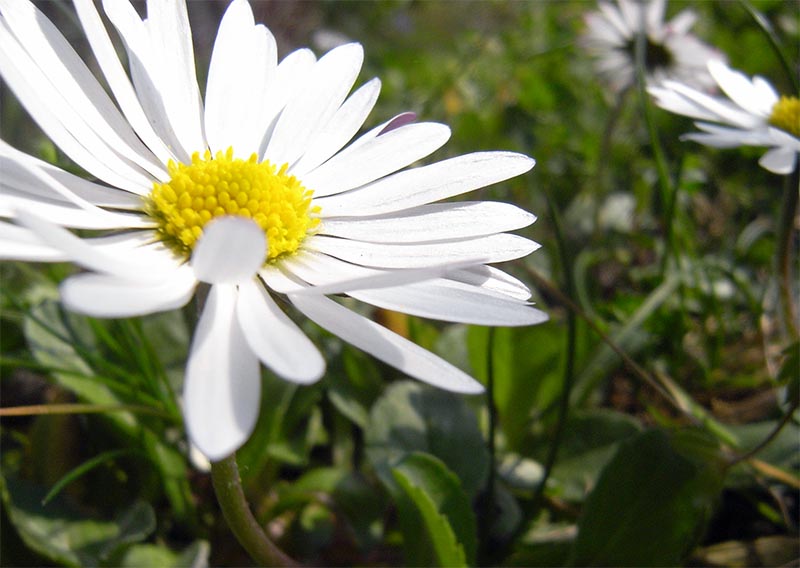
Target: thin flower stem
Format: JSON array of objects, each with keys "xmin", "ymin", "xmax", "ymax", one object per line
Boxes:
[
  {"xmin": 633, "ymin": 27, "xmax": 677, "ymax": 276},
  {"xmin": 531, "ymin": 188, "xmax": 578, "ymax": 511},
  {"xmin": 210, "ymin": 454, "xmax": 299, "ymax": 567},
  {"xmin": 479, "ymin": 327, "xmax": 497, "ymax": 554},
  {"xmin": 728, "ymin": 397, "xmax": 800, "ymax": 467},
  {"xmin": 776, "ymin": 168, "xmax": 799, "ymax": 338},
  {"xmin": 0, "ymin": 403, "xmax": 171, "ymax": 418},
  {"xmin": 737, "ymin": 0, "xmax": 800, "ymax": 94}
]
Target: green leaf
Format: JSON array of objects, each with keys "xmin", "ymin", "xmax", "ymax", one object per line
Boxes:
[
  {"xmin": 391, "ymin": 453, "xmax": 477, "ymax": 567},
  {"xmin": 42, "ymin": 449, "xmax": 138, "ymax": 505},
  {"xmin": 468, "ymin": 323, "xmax": 563, "ymax": 451},
  {"xmin": 365, "ymin": 380, "xmax": 489, "ymax": 498},
  {"xmin": 111, "ymin": 540, "xmax": 209, "ymax": 568},
  {"xmin": 1, "ymin": 474, "xmax": 155, "ymax": 567},
  {"xmin": 327, "ymin": 347, "xmax": 384, "ymax": 428},
  {"xmin": 569, "ymin": 428, "xmax": 724, "ymax": 566}
]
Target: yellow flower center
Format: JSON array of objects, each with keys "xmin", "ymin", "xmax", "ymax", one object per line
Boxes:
[
  {"xmin": 769, "ymin": 96, "xmax": 800, "ymax": 138},
  {"xmin": 146, "ymin": 148, "xmax": 320, "ymax": 263}
]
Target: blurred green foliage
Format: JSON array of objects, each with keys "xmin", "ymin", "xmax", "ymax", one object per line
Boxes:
[{"xmin": 1, "ymin": 1, "xmax": 798, "ymax": 566}]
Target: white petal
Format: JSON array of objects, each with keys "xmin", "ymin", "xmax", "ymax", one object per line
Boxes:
[
  {"xmin": 191, "ymin": 216, "xmax": 267, "ymax": 284},
  {"xmin": 291, "ymin": 78, "xmax": 381, "ymax": 177},
  {"xmin": 184, "ymin": 284, "xmax": 260, "ymax": 462},
  {"xmin": 759, "ymin": 146, "xmax": 798, "ymax": 175},
  {"xmin": 448, "ymin": 265, "xmax": 532, "ymax": 301},
  {"xmin": 0, "ymin": 141, "xmax": 142, "ymax": 208},
  {"xmin": 14, "ymin": 209, "xmax": 170, "ymax": 281},
  {"xmin": 205, "ymin": 0, "xmax": 273, "ymax": 157},
  {"xmin": 145, "ymin": 0, "xmax": 205, "ymax": 155},
  {"xmin": 290, "ymin": 293, "xmax": 484, "ymax": 394},
  {"xmin": 60, "ymin": 267, "xmax": 197, "ymax": 318},
  {"xmin": 0, "ymin": 221, "xmax": 66, "ymax": 261},
  {"xmin": 708, "ymin": 60, "xmax": 778, "ymax": 117},
  {"xmin": 0, "ymin": 191, "xmax": 150, "ymax": 230},
  {"xmin": 72, "ymin": 0, "xmax": 173, "ymax": 166},
  {"xmin": 236, "ymin": 279, "xmax": 325, "ymax": 383},
  {"xmin": 0, "ymin": 0, "xmax": 167, "ymax": 180},
  {"xmin": 301, "ymin": 122, "xmax": 451, "ymax": 197},
  {"xmin": 0, "ymin": 18, "xmax": 153, "ymax": 193},
  {"xmin": 666, "ymin": 9, "xmax": 697, "ymax": 35},
  {"xmin": 315, "ymin": 152, "xmax": 535, "ymax": 216},
  {"xmin": 320, "ymin": 201, "xmax": 536, "ymax": 243},
  {"xmin": 305, "ymin": 233, "xmax": 539, "ymax": 269},
  {"xmin": 265, "ymin": 43, "xmax": 364, "ymax": 167}
]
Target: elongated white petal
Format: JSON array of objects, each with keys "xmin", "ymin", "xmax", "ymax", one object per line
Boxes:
[
  {"xmin": 0, "ymin": 0, "xmax": 167, "ymax": 180},
  {"xmin": 260, "ymin": 264, "xmax": 307, "ymax": 294},
  {"xmin": 0, "ymin": 221, "xmax": 66, "ymax": 261},
  {"xmin": 0, "ymin": 141, "xmax": 142, "ymax": 208},
  {"xmin": 320, "ymin": 201, "xmax": 536, "ymax": 243},
  {"xmin": 290, "ymin": 294, "xmax": 484, "ymax": 393},
  {"xmin": 448, "ymin": 265, "xmax": 532, "ymax": 301},
  {"xmin": 145, "ymin": 0, "xmax": 205, "ymax": 155},
  {"xmin": 0, "ymin": 18, "xmax": 152, "ymax": 194},
  {"xmin": 184, "ymin": 284, "xmax": 260, "ymax": 462},
  {"xmin": 236, "ymin": 279, "xmax": 325, "ymax": 383},
  {"xmin": 266, "ymin": 43, "xmax": 364, "ymax": 167},
  {"xmin": 283, "ymin": 251, "xmax": 491, "ymax": 296},
  {"xmin": 14, "ymin": 209, "xmax": 168, "ymax": 282},
  {"xmin": 302, "ymin": 122, "xmax": 451, "ymax": 197},
  {"xmin": 205, "ymin": 0, "xmax": 273, "ymax": 157},
  {"xmin": 315, "ymin": 152, "xmax": 535, "ymax": 216},
  {"xmin": 305, "ymin": 233, "xmax": 539, "ymax": 269},
  {"xmin": 191, "ymin": 217, "xmax": 267, "ymax": 284},
  {"xmin": 707, "ymin": 60, "xmax": 777, "ymax": 117},
  {"xmin": 60, "ymin": 267, "xmax": 197, "ymax": 318},
  {"xmin": 0, "ymin": 191, "xmax": 151, "ymax": 230},
  {"xmin": 72, "ymin": 0, "xmax": 173, "ymax": 166},
  {"xmin": 291, "ymin": 78, "xmax": 381, "ymax": 176}
]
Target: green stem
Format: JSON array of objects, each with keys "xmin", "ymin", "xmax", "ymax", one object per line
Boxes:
[
  {"xmin": 633, "ymin": 28, "xmax": 677, "ymax": 276},
  {"xmin": 776, "ymin": 168, "xmax": 799, "ymax": 338},
  {"xmin": 211, "ymin": 454, "xmax": 299, "ymax": 567}
]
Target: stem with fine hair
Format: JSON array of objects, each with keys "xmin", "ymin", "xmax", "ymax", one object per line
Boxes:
[
  {"xmin": 211, "ymin": 454, "xmax": 299, "ymax": 567},
  {"xmin": 776, "ymin": 168, "xmax": 799, "ymax": 338}
]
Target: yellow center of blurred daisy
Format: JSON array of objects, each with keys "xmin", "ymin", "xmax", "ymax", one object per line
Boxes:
[
  {"xmin": 769, "ymin": 96, "xmax": 800, "ymax": 138},
  {"xmin": 146, "ymin": 148, "xmax": 319, "ymax": 262}
]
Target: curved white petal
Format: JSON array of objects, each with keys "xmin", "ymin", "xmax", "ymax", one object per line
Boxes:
[
  {"xmin": 290, "ymin": 293, "xmax": 484, "ymax": 394},
  {"xmin": 0, "ymin": 0, "xmax": 167, "ymax": 180},
  {"xmin": 0, "ymin": 191, "xmax": 150, "ymax": 230},
  {"xmin": 265, "ymin": 43, "xmax": 364, "ymax": 167},
  {"xmin": 72, "ymin": 0, "xmax": 174, "ymax": 166},
  {"xmin": 302, "ymin": 122, "xmax": 451, "ymax": 197},
  {"xmin": 320, "ymin": 201, "xmax": 536, "ymax": 243},
  {"xmin": 191, "ymin": 216, "xmax": 267, "ymax": 284},
  {"xmin": 205, "ymin": 0, "xmax": 274, "ymax": 158},
  {"xmin": 315, "ymin": 152, "xmax": 535, "ymax": 216},
  {"xmin": 144, "ymin": 0, "xmax": 205, "ymax": 155},
  {"xmin": 448, "ymin": 265, "xmax": 532, "ymax": 302},
  {"xmin": 14, "ymin": 209, "xmax": 171, "ymax": 281},
  {"xmin": 291, "ymin": 77, "xmax": 381, "ymax": 177},
  {"xmin": 184, "ymin": 284, "xmax": 260, "ymax": 462},
  {"xmin": 0, "ymin": 18, "xmax": 153, "ymax": 194},
  {"xmin": 305, "ymin": 233, "xmax": 539, "ymax": 269},
  {"xmin": 60, "ymin": 266, "xmax": 197, "ymax": 318},
  {"xmin": 708, "ymin": 60, "xmax": 777, "ymax": 117},
  {"xmin": 759, "ymin": 146, "xmax": 798, "ymax": 175},
  {"xmin": 0, "ymin": 221, "xmax": 66, "ymax": 261},
  {"xmin": 236, "ymin": 279, "xmax": 325, "ymax": 383}
]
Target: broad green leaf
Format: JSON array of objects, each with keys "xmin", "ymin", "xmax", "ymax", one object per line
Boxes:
[
  {"xmin": 391, "ymin": 453, "xmax": 476, "ymax": 567},
  {"xmin": 327, "ymin": 347, "xmax": 384, "ymax": 428},
  {"xmin": 365, "ymin": 380, "xmax": 489, "ymax": 498},
  {"xmin": 1, "ymin": 475, "xmax": 155, "ymax": 568},
  {"xmin": 569, "ymin": 428, "xmax": 724, "ymax": 566},
  {"xmin": 468, "ymin": 323, "xmax": 563, "ymax": 451}
]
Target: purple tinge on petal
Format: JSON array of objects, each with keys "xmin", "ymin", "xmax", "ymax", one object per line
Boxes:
[{"xmin": 378, "ymin": 112, "xmax": 417, "ymax": 136}]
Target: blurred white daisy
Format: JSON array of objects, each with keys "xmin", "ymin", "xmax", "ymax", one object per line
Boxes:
[
  {"xmin": 582, "ymin": 0, "xmax": 724, "ymax": 93},
  {"xmin": 649, "ymin": 60, "xmax": 800, "ymax": 174},
  {"xmin": 0, "ymin": 0, "xmax": 547, "ymax": 461}
]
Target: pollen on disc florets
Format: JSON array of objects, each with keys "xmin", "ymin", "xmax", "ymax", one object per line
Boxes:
[
  {"xmin": 146, "ymin": 148, "xmax": 320, "ymax": 263},
  {"xmin": 769, "ymin": 96, "xmax": 800, "ymax": 138}
]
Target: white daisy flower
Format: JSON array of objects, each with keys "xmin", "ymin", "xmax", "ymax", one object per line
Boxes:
[
  {"xmin": 649, "ymin": 60, "xmax": 800, "ymax": 174},
  {"xmin": 0, "ymin": 0, "xmax": 547, "ymax": 461},
  {"xmin": 582, "ymin": 0, "xmax": 724, "ymax": 93}
]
